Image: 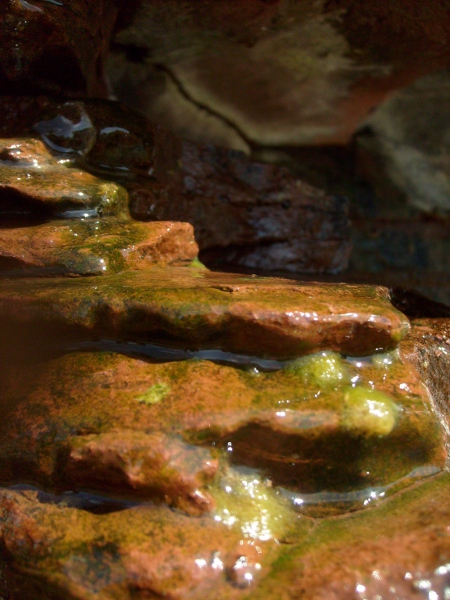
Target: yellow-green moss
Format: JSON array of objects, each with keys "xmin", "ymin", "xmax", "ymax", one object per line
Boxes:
[
  {"xmin": 287, "ymin": 351, "xmax": 349, "ymax": 389},
  {"xmin": 137, "ymin": 382, "xmax": 171, "ymax": 405},
  {"xmin": 188, "ymin": 257, "xmax": 208, "ymax": 270},
  {"xmin": 212, "ymin": 468, "xmax": 292, "ymax": 542},
  {"xmin": 342, "ymin": 386, "xmax": 399, "ymax": 437}
]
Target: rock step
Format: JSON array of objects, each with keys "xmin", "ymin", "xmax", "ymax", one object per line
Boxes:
[
  {"xmin": 0, "ymin": 219, "xmax": 198, "ymax": 275},
  {"xmin": 0, "ymin": 350, "xmax": 444, "ymax": 517},
  {"xmin": 0, "ymin": 486, "xmax": 269, "ymax": 600},
  {"xmin": 0, "ymin": 138, "xmax": 129, "ymax": 220},
  {"xmin": 1, "ymin": 473, "xmax": 449, "ymax": 600},
  {"xmin": 0, "ymin": 269, "xmax": 410, "ymax": 358}
]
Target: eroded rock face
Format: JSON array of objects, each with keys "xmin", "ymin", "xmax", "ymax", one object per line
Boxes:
[
  {"xmin": 0, "ymin": 0, "xmax": 120, "ymax": 97},
  {"xmin": 0, "ymin": 348, "xmax": 444, "ymax": 515},
  {"xmin": 0, "ymin": 138, "xmax": 129, "ymax": 220},
  {"xmin": 131, "ymin": 142, "xmax": 351, "ymax": 273},
  {"xmin": 256, "ymin": 473, "xmax": 450, "ymax": 600},
  {"xmin": 355, "ymin": 71, "xmax": 450, "ymax": 214},
  {"xmin": 108, "ymin": 0, "xmax": 449, "ymax": 151},
  {"xmin": 0, "ymin": 3, "xmax": 449, "ymax": 598},
  {"xmin": 0, "ymin": 219, "xmax": 198, "ymax": 275},
  {"xmin": 401, "ymin": 318, "xmax": 450, "ymax": 434},
  {"xmin": 0, "ymin": 299, "xmax": 447, "ymax": 597},
  {"xmin": 0, "ymin": 487, "xmax": 267, "ymax": 600}
]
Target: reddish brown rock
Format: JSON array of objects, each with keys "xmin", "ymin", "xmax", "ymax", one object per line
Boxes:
[
  {"xmin": 109, "ymin": 0, "xmax": 449, "ymax": 150},
  {"xmin": 0, "ymin": 0, "xmax": 120, "ymax": 96},
  {"xmin": 401, "ymin": 318, "xmax": 450, "ymax": 434},
  {"xmin": 0, "ymin": 487, "xmax": 271, "ymax": 600},
  {"xmin": 0, "ymin": 138, "xmax": 129, "ymax": 219},
  {"xmin": 0, "ymin": 348, "xmax": 444, "ymax": 517},
  {"xmin": 131, "ymin": 142, "xmax": 351, "ymax": 273},
  {"xmin": 0, "ymin": 270, "xmax": 410, "ymax": 358},
  {"xmin": 251, "ymin": 473, "xmax": 450, "ymax": 600},
  {"xmin": 0, "ymin": 219, "xmax": 198, "ymax": 275},
  {"xmin": 0, "ymin": 457, "xmax": 449, "ymax": 598},
  {"xmin": 66, "ymin": 430, "xmax": 217, "ymax": 515}
]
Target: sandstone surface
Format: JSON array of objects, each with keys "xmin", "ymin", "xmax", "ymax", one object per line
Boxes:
[
  {"xmin": 0, "ymin": 2, "xmax": 449, "ymax": 598},
  {"xmin": 0, "ymin": 219, "xmax": 198, "ymax": 275},
  {"xmin": 0, "ymin": 138, "xmax": 129, "ymax": 220},
  {"xmin": 0, "ymin": 269, "xmax": 410, "ymax": 358}
]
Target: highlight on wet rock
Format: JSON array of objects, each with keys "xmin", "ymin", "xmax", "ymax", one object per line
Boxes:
[{"xmin": 0, "ymin": 1, "xmax": 449, "ymax": 598}]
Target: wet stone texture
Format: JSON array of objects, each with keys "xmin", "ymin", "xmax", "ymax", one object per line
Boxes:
[
  {"xmin": 0, "ymin": 348, "xmax": 445, "ymax": 513},
  {"xmin": 0, "ymin": 219, "xmax": 198, "ymax": 276},
  {"xmin": 0, "ymin": 253, "xmax": 448, "ymax": 597},
  {"xmin": 401, "ymin": 318, "xmax": 450, "ymax": 435},
  {"xmin": 0, "ymin": 138, "xmax": 129, "ymax": 220},
  {"xmin": 0, "ymin": 269, "xmax": 411, "ymax": 358},
  {"xmin": 0, "ymin": 95, "xmax": 351, "ymax": 274},
  {"xmin": 0, "ymin": 1, "xmax": 449, "ymax": 598},
  {"xmin": 0, "ymin": 344, "xmax": 448, "ymax": 598}
]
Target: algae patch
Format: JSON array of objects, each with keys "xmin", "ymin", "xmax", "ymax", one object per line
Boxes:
[
  {"xmin": 287, "ymin": 351, "xmax": 349, "ymax": 389},
  {"xmin": 189, "ymin": 256, "xmax": 208, "ymax": 270},
  {"xmin": 212, "ymin": 468, "xmax": 292, "ymax": 542},
  {"xmin": 137, "ymin": 382, "xmax": 170, "ymax": 405},
  {"xmin": 342, "ymin": 386, "xmax": 399, "ymax": 437}
]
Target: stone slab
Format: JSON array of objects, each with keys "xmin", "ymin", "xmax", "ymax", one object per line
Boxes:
[
  {"xmin": 0, "ymin": 219, "xmax": 198, "ymax": 275},
  {"xmin": 0, "ymin": 466, "xmax": 449, "ymax": 599},
  {"xmin": 401, "ymin": 318, "xmax": 450, "ymax": 436},
  {"xmin": 0, "ymin": 269, "xmax": 410, "ymax": 358},
  {"xmin": 0, "ymin": 350, "xmax": 444, "ymax": 516},
  {"xmin": 0, "ymin": 138, "xmax": 129, "ymax": 219}
]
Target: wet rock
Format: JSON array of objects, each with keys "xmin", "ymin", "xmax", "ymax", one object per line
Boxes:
[
  {"xmin": 0, "ymin": 0, "xmax": 120, "ymax": 96},
  {"xmin": 252, "ymin": 473, "xmax": 450, "ymax": 600},
  {"xmin": 0, "ymin": 348, "xmax": 444, "ymax": 518},
  {"xmin": 0, "ymin": 95, "xmax": 350, "ymax": 274},
  {"xmin": 0, "ymin": 95, "xmax": 179, "ymax": 182},
  {"xmin": 65, "ymin": 430, "xmax": 217, "ymax": 515},
  {"xmin": 400, "ymin": 318, "xmax": 450, "ymax": 434},
  {"xmin": 109, "ymin": 1, "xmax": 449, "ymax": 151},
  {"xmin": 0, "ymin": 487, "xmax": 265, "ymax": 600},
  {"xmin": 0, "ymin": 138, "xmax": 129, "ymax": 220},
  {"xmin": 0, "ymin": 352, "xmax": 450, "ymax": 600},
  {"xmin": 355, "ymin": 71, "xmax": 450, "ymax": 214},
  {"xmin": 0, "ymin": 270, "xmax": 410, "ymax": 358},
  {"xmin": 0, "ymin": 219, "xmax": 198, "ymax": 275},
  {"xmin": 131, "ymin": 142, "xmax": 351, "ymax": 273}
]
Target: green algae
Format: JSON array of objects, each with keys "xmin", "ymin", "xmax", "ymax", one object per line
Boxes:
[
  {"xmin": 189, "ymin": 257, "xmax": 208, "ymax": 270},
  {"xmin": 287, "ymin": 351, "xmax": 349, "ymax": 389},
  {"xmin": 342, "ymin": 386, "xmax": 399, "ymax": 437},
  {"xmin": 59, "ymin": 218, "xmax": 140, "ymax": 274},
  {"xmin": 212, "ymin": 467, "xmax": 292, "ymax": 542},
  {"xmin": 137, "ymin": 382, "xmax": 171, "ymax": 405},
  {"xmin": 371, "ymin": 349, "xmax": 398, "ymax": 368},
  {"xmin": 246, "ymin": 472, "xmax": 450, "ymax": 600}
]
